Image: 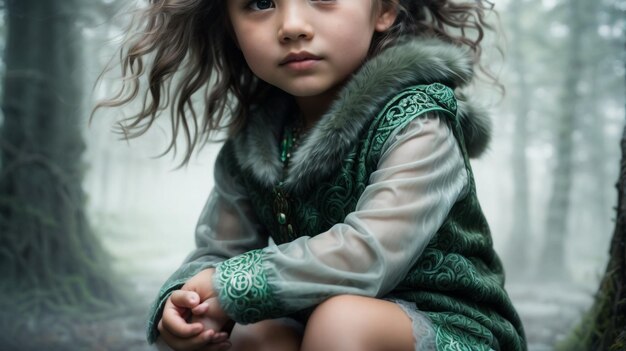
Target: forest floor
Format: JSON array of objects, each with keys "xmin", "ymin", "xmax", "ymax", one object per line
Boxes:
[{"xmin": 508, "ymin": 281, "xmax": 595, "ymax": 351}]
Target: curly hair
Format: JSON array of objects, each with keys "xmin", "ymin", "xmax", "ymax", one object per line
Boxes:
[{"xmin": 95, "ymin": 0, "xmax": 497, "ymax": 165}]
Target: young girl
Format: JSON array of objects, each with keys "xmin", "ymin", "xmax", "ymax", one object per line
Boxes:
[{"xmin": 103, "ymin": 0, "xmax": 526, "ymax": 350}]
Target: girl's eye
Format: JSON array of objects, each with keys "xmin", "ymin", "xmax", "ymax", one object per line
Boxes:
[{"xmin": 247, "ymin": 0, "xmax": 275, "ymax": 10}]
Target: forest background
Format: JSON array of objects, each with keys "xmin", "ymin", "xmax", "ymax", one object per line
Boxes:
[{"xmin": 0, "ymin": 0, "xmax": 624, "ymax": 350}]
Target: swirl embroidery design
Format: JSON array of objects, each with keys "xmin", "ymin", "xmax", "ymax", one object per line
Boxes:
[{"xmin": 215, "ymin": 250, "xmax": 281, "ymax": 324}]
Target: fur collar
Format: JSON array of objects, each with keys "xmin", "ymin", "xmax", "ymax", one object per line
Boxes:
[{"xmin": 232, "ymin": 37, "xmax": 491, "ymax": 192}]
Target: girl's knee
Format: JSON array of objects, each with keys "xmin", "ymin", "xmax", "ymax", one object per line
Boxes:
[
  {"xmin": 301, "ymin": 295, "xmax": 375, "ymax": 351},
  {"xmin": 301, "ymin": 295, "xmax": 415, "ymax": 351},
  {"xmin": 309, "ymin": 294, "xmax": 358, "ymax": 322}
]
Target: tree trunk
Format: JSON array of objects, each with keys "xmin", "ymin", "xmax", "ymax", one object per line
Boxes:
[
  {"xmin": 556, "ymin": 114, "xmax": 626, "ymax": 351},
  {"xmin": 504, "ymin": 0, "xmax": 532, "ymax": 278},
  {"xmin": 579, "ymin": 56, "xmax": 611, "ymax": 255},
  {"xmin": 578, "ymin": 0, "xmax": 610, "ymax": 245},
  {"xmin": 555, "ymin": 26, "xmax": 626, "ymax": 351},
  {"xmin": 0, "ymin": 1, "xmax": 126, "ymax": 349},
  {"xmin": 540, "ymin": 0, "xmax": 585, "ymax": 280}
]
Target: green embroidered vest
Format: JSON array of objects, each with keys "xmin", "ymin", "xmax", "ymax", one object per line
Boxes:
[{"xmin": 220, "ymin": 83, "xmax": 526, "ymax": 351}]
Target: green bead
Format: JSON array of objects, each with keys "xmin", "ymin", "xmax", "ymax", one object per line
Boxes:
[{"xmin": 277, "ymin": 213, "xmax": 286, "ymax": 224}]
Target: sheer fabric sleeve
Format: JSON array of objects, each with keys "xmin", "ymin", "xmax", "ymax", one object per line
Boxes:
[
  {"xmin": 146, "ymin": 151, "xmax": 267, "ymax": 343},
  {"xmin": 213, "ymin": 113, "xmax": 469, "ymax": 324}
]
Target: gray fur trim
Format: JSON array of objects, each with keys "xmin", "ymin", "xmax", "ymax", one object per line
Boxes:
[
  {"xmin": 232, "ymin": 37, "xmax": 491, "ymax": 191},
  {"xmin": 233, "ymin": 104, "xmax": 286, "ymax": 186},
  {"xmin": 457, "ymin": 97, "xmax": 492, "ymax": 158}
]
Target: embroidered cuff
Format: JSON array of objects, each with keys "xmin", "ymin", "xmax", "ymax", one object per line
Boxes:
[{"xmin": 214, "ymin": 249, "xmax": 282, "ymax": 324}]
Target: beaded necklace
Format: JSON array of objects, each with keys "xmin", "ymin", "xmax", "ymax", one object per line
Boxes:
[
  {"xmin": 273, "ymin": 122, "xmax": 303, "ymax": 240},
  {"xmin": 279, "ymin": 124, "xmax": 302, "ymax": 178}
]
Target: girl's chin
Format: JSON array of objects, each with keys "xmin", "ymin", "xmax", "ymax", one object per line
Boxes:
[{"xmin": 280, "ymin": 84, "xmax": 341, "ymax": 99}]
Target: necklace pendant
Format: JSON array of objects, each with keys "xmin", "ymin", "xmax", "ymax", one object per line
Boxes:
[{"xmin": 280, "ymin": 138, "xmax": 288, "ymax": 163}]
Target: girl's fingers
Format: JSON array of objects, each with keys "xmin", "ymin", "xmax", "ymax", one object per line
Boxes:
[
  {"xmin": 205, "ymin": 331, "xmax": 230, "ymax": 344},
  {"xmin": 192, "ymin": 297, "xmax": 223, "ymax": 315},
  {"xmin": 158, "ymin": 291, "xmax": 233, "ymax": 350},
  {"xmin": 161, "ymin": 300, "xmax": 203, "ymax": 338},
  {"xmin": 192, "ymin": 300, "xmax": 210, "ymax": 315},
  {"xmin": 161, "ymin": 330, "xmax": 230, "ymax": 351},
  {"xmin": 161, "ymin": 313, "xmax": 203, "ymax": 339},
  {"xmin": 194, "ymin": 330, "xmax": 230, "ymax": 349},
  {"xmin": 170, "ymin": 290, "xmax": 201, "ymax": 309}
]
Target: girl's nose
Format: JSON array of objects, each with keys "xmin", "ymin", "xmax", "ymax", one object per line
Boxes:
[{"xmin": 278, "ymin": 5, "xmax": 313, "ymax": 43}]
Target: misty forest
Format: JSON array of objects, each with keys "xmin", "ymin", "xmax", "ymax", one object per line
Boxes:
[{"xmin": 0, "ymin": 0, "xmax": 624, "ymax": 350}]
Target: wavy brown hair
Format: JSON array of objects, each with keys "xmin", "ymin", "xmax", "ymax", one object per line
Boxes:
[{"xmin": 95, "ymin": 0, "xmax": 497, "ymax": 165}]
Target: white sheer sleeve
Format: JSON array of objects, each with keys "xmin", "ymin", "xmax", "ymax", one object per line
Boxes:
[
  {"xmin": 146, "ymin": 153, "xmax": 267, "ymax": 343},
  {"xmin": 184, "ymin": 159, "xmax": 267, "ymax": 265},
  {"xmin": 213, "ymin": 113, "xmax": 470, "ymax": 323}
]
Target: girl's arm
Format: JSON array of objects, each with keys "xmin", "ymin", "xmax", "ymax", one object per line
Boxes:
[
  {"xmin": 147, "ymin": 152, "xmax": 268, "ymax": 343},
  {"xmin": 213, "ymin": 113, "xmax": 469, "ymax": 324}
]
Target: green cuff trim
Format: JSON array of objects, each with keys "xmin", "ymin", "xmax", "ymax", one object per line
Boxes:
[{"xmin": 214, "ymin": 249, "xmax": 282, "ymax": 324}]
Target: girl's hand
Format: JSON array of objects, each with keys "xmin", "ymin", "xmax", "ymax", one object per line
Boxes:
[
  {"xmin": 180, "ymin": 268, "xmax": 217, "ymax": 302},
  {"xmin": 191, "ymin": 297, "xmax": 234, "ymax": 333},
  {"xmin": 191, "ymin": 297, "xmax": 235, "ymax": 350},
  {"xmin": 158, "ymin": 290, "xmax": 229, "ymax": 351},
  {"xmin": 158, "ymin": 269, "xmax": 231, "ymax": 350}
]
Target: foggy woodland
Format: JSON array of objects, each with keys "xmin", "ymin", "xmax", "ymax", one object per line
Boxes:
[{"xmin": 0, "ymin": 0, "xmax": 624, "ymax": 350}]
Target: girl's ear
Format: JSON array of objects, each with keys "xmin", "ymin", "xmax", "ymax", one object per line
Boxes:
[{"xmin": 374, "ymin": 1, "xmax": 398, "ymax": 32}]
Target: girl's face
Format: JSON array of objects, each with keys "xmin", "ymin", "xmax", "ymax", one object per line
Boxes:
[{"xmin": 227, "ymin": 0, "xmax": 397, "ymax": 98}]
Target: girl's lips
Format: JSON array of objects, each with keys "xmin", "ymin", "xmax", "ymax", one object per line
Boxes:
[
  {"xmin": 282, "ymin": 58, "xmax": 321, "ymax": 70},
  {"xmin": 279, "ymin": 51, "xmax": 322, "ymax": 70}
]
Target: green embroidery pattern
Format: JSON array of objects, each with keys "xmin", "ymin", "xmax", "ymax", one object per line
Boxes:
[
  {"xmin": 214, "ymin": 249, "xmax": 282, "ymax": 324},
  {"xmin": 435, "ymin": 323, "xmax": 493, "ymax": 351},
  {"xmin": 365, "ymin": 83, "xmax": 457, "ymax": 172},
  {"xmin": 426, "ymin": 82, "xmax": 457, "ymax": 113}
]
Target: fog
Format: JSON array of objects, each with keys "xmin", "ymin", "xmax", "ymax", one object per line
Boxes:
[{"xmin": 1, "ymin": 0, "xmax": 624, "ymax": 350}]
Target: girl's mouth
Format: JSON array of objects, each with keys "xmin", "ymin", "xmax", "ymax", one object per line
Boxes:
[{"xmin": 280, "ymin": 51, "xmax": 322, "ymax": 70}]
